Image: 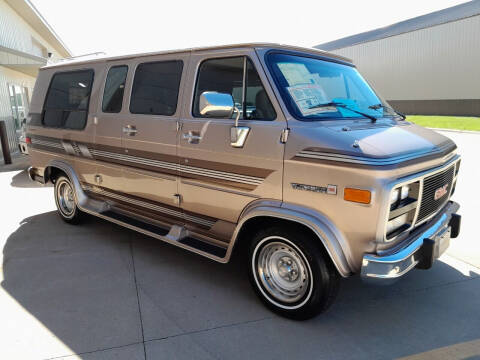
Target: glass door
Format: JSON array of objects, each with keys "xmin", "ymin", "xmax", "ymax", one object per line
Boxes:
[{"xmin": 8, "ymin": 84, "xmax": 29, "ymax": 137}]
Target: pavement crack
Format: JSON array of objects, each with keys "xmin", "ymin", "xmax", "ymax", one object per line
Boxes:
[
  {"xmin": 373, "ymin": 276, "xmax": 480, "ymax": 302},
  {"xmin": 144, "ymin": 316, "xmax": 274, "ymax": 344},
  {"xmin": 445, "ymin": 253, "xmax": 480, "ymax": 271},
  {"xmin": 42, "ymin": 341, "xmax": 144, "ymax": 360},
  {"xmin": 130, "ymin": 240, "xmax": 147, "ymax": 360}
]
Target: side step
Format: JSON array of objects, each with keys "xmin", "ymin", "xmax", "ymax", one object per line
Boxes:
[
  {"xmin": 92, "ymin": 209, "xmax": 227, "ymax": 260},
  {"xmin": 179, "ymin": 237, "xmax": 227, "ymax": 258},
  {"xmin": 103, "ymin": 210, "xmax": 169, "ymax": 237}
]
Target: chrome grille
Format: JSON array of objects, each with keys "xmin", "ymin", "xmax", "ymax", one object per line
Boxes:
[{"xmin": 416, "ymin": 165, "xmax": 454, "ymax": 223}]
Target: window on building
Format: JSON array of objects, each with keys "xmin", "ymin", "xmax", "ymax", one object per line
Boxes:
[
  {"xmin": 102, "ymin": 65, "xmax": 128, "ymax": 113},
  {"xmin": 193, "ymin": 57, "xmax": 275, "ymax": 120},
  {"xmin": 130, "ymin": 60, "xmax": 183, "ymax": 116},
  {"xmin": 8, "ymin": 84, "xmax": 26, "ymax": 130},
  {"xmin": 43, "ymin": 70, "xmax": 94, "ymax": 129}
]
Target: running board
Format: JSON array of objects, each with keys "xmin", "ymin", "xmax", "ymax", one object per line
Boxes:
[
  {"xmin": 81, "ymin": 208, "xmax": 227, "ymax": 260},
  {"xmin": 59, "ymin": 165, "xmax": 228, "ymax": 261}
]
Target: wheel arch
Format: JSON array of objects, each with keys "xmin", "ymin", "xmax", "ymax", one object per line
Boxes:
[
  {"xmin": 43, "ymin": 160, "xmax": 90, "ymax": 208},
  {"xmin": 227, "ymin": 202, "xmax": 354, "ymax": 277},
  {"xmin": 44, "ymin": 166, "xmax": 67, "ymax": 184}
]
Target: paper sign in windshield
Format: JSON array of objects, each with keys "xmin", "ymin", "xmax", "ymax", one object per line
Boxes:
[
  {"xmin": 286, "ymin": 85, "xmax": 336, "ymax": 116},
  {"xmin": 277, "ymin": 63, "xmax": 312, "ymax": 86}
]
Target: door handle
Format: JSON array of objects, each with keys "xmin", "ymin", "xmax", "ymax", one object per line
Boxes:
[
  {"xmin": 182, "ymin": 131, "xmax": 202, "ymax": 144},
  {"xmin": 123, "ymin": 125, "xmax": 137, "ymax": 136},
  {"xmin": 231, "ymin": 126, "xmax": 250, "ymax": 148}
]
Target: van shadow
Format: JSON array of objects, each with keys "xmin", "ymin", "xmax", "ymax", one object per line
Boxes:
[
  {"xmin": 10, "ymin": 169, "xmax": 51, "ymax": 188},
  {"xmin": 2, "ymin": 211, "xmax": 479, "ymax": 359}
]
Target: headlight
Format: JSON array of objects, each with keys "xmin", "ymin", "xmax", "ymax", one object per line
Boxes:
[
  {"xmin": 386, "ymin": 213, "xmax": 409, "ymax": 234},
  {"xmin": 390, "ymin": 185, "xmax": 410, "ymax": 208},
  {"xmin": 400, "ymin": 185, "xmax": 409, "ymax": 200},
  {"xmin": 390, "ymin": 189, "xmax": 399, "ymax": 205},
  {"xmin": 385, "ymin": 181, "xmax": 420, "ymax": 241}
]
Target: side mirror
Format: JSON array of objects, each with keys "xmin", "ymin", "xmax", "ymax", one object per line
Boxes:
[
  {"xmin": 199, "ymin": 91, "xmax": 235, "ymax": 118},
  {"xmin": 198, "ymin": 91, "xmax": 250, "ymax": 148}
]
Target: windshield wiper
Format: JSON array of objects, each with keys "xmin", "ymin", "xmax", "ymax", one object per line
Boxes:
[
  {"xmin": 368, "ymin": 103, "xmax": 406, "ymax": 120},
  {"xmin": 309, "ymin": 102, "xmax": 377, "ymax": 122}
]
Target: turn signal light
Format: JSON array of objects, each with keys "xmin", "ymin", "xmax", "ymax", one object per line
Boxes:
[{"xmin": 344, "ymin": 188, "xmax": 371, "ymax": 204}]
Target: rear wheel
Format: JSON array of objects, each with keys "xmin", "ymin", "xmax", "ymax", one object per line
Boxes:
[
  {"xmin": 54, "ymin": 175, "xmax": 83, "ymax": 224},
  {"xmin": 248, "ymin": 225, "xmax": 340, "ymax": 320}
]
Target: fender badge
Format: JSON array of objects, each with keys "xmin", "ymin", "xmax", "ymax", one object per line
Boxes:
[
  {"xmin": 327, "ymin": 184, "xmax": 338, "ymax": 195},
  {"xmin": 434, "ymin": 184, "xmax": 448, "ymax": 201},
  {"xmin": 291, "ymin": 183, "xmax": 337, "ymax": 195}
]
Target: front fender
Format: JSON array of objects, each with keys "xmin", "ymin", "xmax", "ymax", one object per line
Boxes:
[{"xmin": 228, "ymin": 200, "xmax": 354, "ymax": 277}]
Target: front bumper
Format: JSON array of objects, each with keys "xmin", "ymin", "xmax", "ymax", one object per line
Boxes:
[{"xmin": 361, "ymin": 201, "xmax": 461, "ymax": 284}]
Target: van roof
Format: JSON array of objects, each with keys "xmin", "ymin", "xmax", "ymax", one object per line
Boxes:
[{"xmin": 42, "ymin": 43, "xmax": 352, "ymax": 69}]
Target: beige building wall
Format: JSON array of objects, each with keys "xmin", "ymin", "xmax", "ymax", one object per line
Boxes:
[
  {"xmin": 0, "ymin": 0, "xmax": 71, "ymax": 153},
  {"xmin": 0, "ymin": 0, "xmax": 63, "ymax": 60},
  {"xmin": 331, "ymin": 15, "xmax": 480, "ymax": 115}
]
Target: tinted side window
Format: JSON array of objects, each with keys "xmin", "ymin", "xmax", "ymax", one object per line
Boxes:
[
  {"xmin": 102, "ymin": 65, "xmax": 128, "ymax": 113},
  {"xmin": 193, "ymin": 57, "xmax": 275, "ymax": 120},
  {"xmin": 130, "ymin": 60, "xmax": 183, "ymax": 116},
  {"xmin": 193, "ymin": 57, "xmax": 244, "ymax": 118},
  {"xmin": 43, "ymin": 69, "xmax": 94, "ymax": 129}
]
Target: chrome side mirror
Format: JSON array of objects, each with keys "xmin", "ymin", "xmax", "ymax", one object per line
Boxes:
[
  {"xmin": 199, "ymin": 91, "xmax": 250, "ymax": 148},
  {"xmin": 199, "ymin": 91, "xmax": 235, "ymax": 118}
]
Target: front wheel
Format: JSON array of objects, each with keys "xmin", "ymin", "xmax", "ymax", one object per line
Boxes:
[
  {"xmin": 248, "ymin": 226, "xmax": 340, "ymax": 320},
  {"xmin": 54, "ymin": 175, "xmax": 83, "ymax": 224}
]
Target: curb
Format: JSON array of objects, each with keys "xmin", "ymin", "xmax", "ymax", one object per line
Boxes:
[{"xmin": 427, "ymin": 127, "xmax": 480, "ymax": 134}]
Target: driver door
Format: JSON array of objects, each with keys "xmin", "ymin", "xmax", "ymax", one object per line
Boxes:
[{"xmin": 177, "ymin": 50, "xmax": 286, "ymax": 242}]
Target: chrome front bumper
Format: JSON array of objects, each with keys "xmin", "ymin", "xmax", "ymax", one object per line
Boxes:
[{"xmin": 361, "ymin": 201, "xmax": 461, "ymax": 284}]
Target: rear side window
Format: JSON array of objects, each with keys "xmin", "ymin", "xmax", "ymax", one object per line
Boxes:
[
  {"xmin": 130, "ymin": 60, "xmax": 183, "ymax": 116},
  {"xmin": 102, "ymin": 65, "xmax": 128, "ymax": 113},
  {"xmin": 193, "ymin": 57, "xmax": 276, "ymax": 120},
  {"xmin": 43, "ymin": 69, "xmax": 94, "ymax": 129}
]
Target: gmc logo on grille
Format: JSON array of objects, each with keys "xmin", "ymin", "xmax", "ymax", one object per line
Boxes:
[{"xmin": 434, "ymin": 184, "xmax": 449, "ymax": 201}]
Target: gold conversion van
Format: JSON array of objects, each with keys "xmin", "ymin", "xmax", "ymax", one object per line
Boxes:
[{"xmin": 27, "ymin": 43, "xmax": 461, "ymax": 319}]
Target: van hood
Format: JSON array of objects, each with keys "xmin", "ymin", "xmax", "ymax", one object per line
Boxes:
[{"xmin": 296, "ymin": 121, "xmax": 456, "ymax": 166}]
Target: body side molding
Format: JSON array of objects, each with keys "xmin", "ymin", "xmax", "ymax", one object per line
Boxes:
[
  {"xmin": 43, "ymin": 160, "xmax": 228, "ymax": 260},
  {"xmin": 226, "ymin": 200, "xmax": 354, "ymax": 277},
  {"xmin": 43, "ymin": 161, "xmax": 354, "ymax": 275}
]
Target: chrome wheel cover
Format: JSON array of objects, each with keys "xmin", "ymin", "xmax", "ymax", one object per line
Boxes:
[
  {"xmin": 253, "ymin": 237, "xmax": 312, "ymax": 307},
  {"xmin": 56, "ymin": 180, "xmax": 75, "ymax": 217}
]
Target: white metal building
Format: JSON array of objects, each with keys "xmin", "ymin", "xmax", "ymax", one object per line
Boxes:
[
  {"xmin": 0, "ymin": 0, "xmax": 71, "ymax": 154},
  {"xmin": 315, "ymin": 1, "xmax": 480, "ymax": 116}
]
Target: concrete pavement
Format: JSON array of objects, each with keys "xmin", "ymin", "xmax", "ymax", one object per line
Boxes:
[{"xmin": 0, "ymin": 130, "xmax": 479, "ymax": 360}]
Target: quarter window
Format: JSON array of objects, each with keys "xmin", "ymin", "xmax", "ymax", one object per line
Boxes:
[
  {"xmin": 130, "ymin": 60, "xmax": 183, "ymax": 116},
  {"xmin": 193, "ymin": 57, "xmax": 276, "ymax": 120},
  {"xmin": 102, "ymin": 65, "xmax": 128, "ymax": 113},
  {"xmin": 43, "ymin": 69, "xmax": 94, "ymax": 129}
]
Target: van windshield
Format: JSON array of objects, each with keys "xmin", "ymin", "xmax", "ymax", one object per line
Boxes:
[{"xmin": 267, "ymin": 53, "xmax": 397, "ymax": 121}]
